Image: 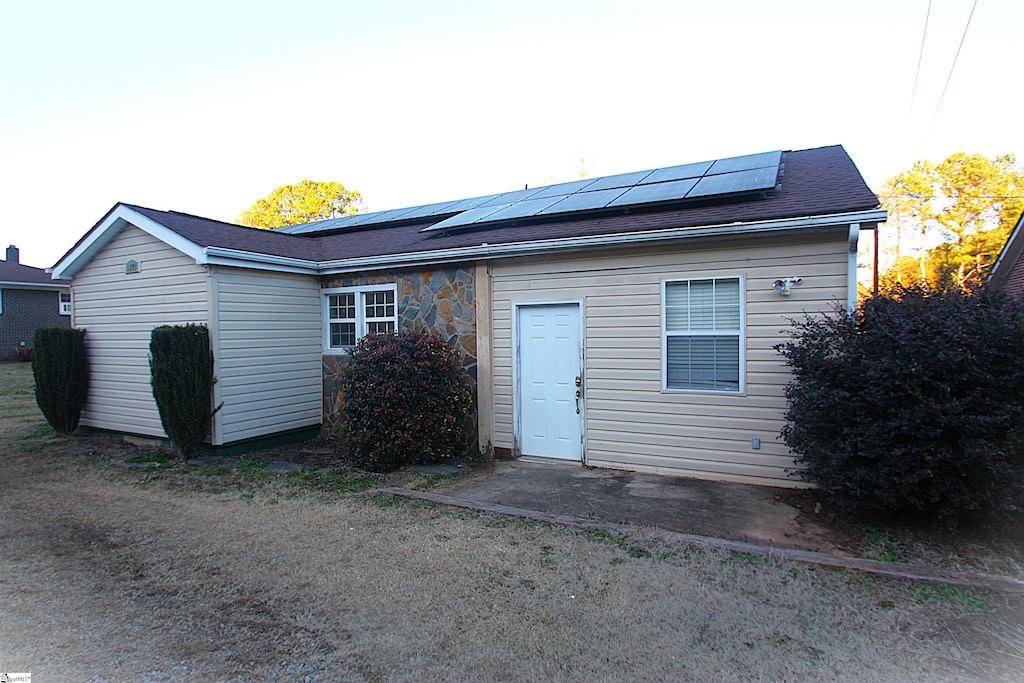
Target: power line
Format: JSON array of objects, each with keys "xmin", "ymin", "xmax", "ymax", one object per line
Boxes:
[
  {"xmin": 933, "ymin": 0, "xmax": 979, "ymax": 125},
  {"xmin": 908, "ymin": 0, "xmax": 932, "ymax": 118}
]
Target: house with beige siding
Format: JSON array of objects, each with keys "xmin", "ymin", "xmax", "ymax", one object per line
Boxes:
[
  {"xmin": 53, "ymin": 145, "xmax": 884, "ymax": 484},
  {"xmin": 988, "ymin": 211, "xmax": 1024, "ymax": 298}
]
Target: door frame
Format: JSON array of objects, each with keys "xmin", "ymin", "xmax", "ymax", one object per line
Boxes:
[{"xmin": 512, "ymin": 299, "xmax": 586, "ymax": 462}]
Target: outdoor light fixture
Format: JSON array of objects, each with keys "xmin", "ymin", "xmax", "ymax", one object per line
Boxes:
[{"xmin": 772, "ymin": 277, "xmax": 802, "ymax": 295}]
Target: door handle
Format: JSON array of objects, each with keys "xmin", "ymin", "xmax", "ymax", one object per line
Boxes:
[{"xmin": 575, "ymin": 388, "xmax": 582, "ymax": 414}]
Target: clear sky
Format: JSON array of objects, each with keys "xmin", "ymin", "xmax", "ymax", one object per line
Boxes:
[{"xmin": 2, "ymin": 0, "xmax": 1022, "ymax": 268}]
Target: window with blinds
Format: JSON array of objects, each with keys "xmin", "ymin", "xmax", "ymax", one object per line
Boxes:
[{"xmin": 663, "ymin": 277, "xmax": 742, "ymax": 392}]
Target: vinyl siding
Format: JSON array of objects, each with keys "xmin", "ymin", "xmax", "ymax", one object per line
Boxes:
[
  {"xmin": 211, "ymin": 267, "xmax": 322, "ymax": 443},
  {"xmin": 490, "ymin": 230, "xmax": 850, "ymax": 486},
  {"xmin": 73, "ymin": 226, "xmax": 209, "ymax": 437}
]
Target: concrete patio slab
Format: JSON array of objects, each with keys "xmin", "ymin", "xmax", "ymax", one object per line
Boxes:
[{"xmin": 438, "ymin": 459, "xmax": 840, "ymax": 554}]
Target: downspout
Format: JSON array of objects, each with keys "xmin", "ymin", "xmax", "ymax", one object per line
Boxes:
[{"xmin": 847, "ymin": 223, "xmax": 860, "ymax": 311}]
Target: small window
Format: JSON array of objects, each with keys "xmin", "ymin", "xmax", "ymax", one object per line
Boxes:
[
  {"xmin": 323, "ymin": 285, "xmax": 398, "ymax": 352},
  {"xmin": 0, "ymin": 288, "xmax": 3, "ymax": 314},
  {"xmin": 663, "ymin": 277, "xmax": 743, "ymax": 392},
  {"xmin": 125, "ymin": 259, "xmax": 141, "ymax": 275},
  {"xmin": 59, "ymin": 291, "xmax": 72, "ymax": 316}
]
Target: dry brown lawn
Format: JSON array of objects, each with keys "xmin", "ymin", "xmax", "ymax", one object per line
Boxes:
[{"xmin": 1, "ymin": 362, "xmax": 1022, "ymax": 682}]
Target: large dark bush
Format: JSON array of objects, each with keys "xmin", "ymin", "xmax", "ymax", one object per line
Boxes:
[
  {"xmin": 776, "ymin": 285, "xmax": 1024, "ymax": 523},
  {"xmin": 32, "ymin": 327, "xmax": 89, "ymax": 433},
  {"xmin": 150, "ymin": 324, "xmax": 216, "ymax": 459},
  {"xmin": 339, "ymin": 331, "xmax": 473, "ymax": 472}
]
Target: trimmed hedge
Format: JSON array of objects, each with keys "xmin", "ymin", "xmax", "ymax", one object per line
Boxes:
[
  {"xmin": 150, "ymin": 324, "xmax": 216, "ymax": 459},
  {"xmin": 776, "ymin": 286, "xmax": 1024, "ymax": 523},
  {"xmin": 32, "ymin": 327, "xmax": 89, "ymax": 433},
  {"xmin": 339, "ymin": 331, "xmax": 472, "ymax": 472}
]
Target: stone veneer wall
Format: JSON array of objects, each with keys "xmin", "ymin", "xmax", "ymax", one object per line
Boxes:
[{"xmin": 321, "ymin": 264, "xmax": 478, "ymax": 449}]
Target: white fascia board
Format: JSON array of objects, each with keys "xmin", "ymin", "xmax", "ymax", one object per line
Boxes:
[
  {"xmin": 318, "ymin": 209, "xmax": 888, "ymax": 274},
  {"xmin": 200, "ymin": 248, "xmax": 320, "ymax": 275},
  {"xmin": 0, "ymin": 281, "xmax": 70, "ymax": 290},
  {"xmin": 52, "ymin": 205, "xmax": 204, "ymax": 280}
]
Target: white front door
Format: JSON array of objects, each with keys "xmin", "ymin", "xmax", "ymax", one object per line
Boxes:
[{"xmin": 517, "ymin": 303, "xmax": 582, "ymax": 460}]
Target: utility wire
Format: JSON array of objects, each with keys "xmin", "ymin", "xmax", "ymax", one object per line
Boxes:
[
  {"xmin": 908, "ymin": 0, "xmax": 932, "ymax": 118},
  {"xmin": 933, "ymin": 0, "xmax": 979, "ymax": 125}
]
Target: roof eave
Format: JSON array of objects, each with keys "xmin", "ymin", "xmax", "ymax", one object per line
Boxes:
[
  {"xmin": 52, "ymin": 204, "xmax": 205, "ymax": 280},
  {"xmin": 988, "ymin": 211, "xmax": 1024, "ymax": 285},
  {"xmin": 317, "ymin": 209, "xmax": 887, "ymax": 274}
]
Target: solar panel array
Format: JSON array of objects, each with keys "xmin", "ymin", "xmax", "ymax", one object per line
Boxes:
[{"xmin": 277, "ymin": 150, "xmax": 782, "ymax": 236}]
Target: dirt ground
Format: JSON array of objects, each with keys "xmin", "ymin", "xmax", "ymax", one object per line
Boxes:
[{"xmin": 1, "ymin": 363, "xmax": 1023, "ymax": 682}]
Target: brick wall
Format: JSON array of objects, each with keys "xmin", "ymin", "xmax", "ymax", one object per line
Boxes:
[{"xmin": 0, "ymin": 288, "xmax": 70, "ymax": 360}]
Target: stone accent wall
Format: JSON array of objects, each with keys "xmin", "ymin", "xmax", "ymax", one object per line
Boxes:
[
  {"xmin": 321, "ymin": 264, "xmax": 478, "ymax": 449},
  {"xmin": 0, "ymin": 288, "xmax": 70, "ymax": 361}
]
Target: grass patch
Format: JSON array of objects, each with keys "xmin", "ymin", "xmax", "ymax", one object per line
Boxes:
[
  {"xmin": 913, "ymin": 584, "xmax": 988, "ymax": 611},
  {"xmin": 127, "ymin": 451, "xmax": 174, "ymax": 465},
  {"xmin": 229, "ymin": 459, "xmax": 269, "ymax": 476},
  {"xmin": 373, "ymin": 492, "xmax": 409, "ymax": 508},
  {"xmin": 181, "ymin": 464, "xmax": 232, "ymax": 476},
  {"xmin": 18, "ymin": 423, "xmax": 54, "ymax": 439},
  {"xmin": 287, "ymin": 467, "xmax": 381, "ymax": 493},
  {"xmin": 863, "ymin": 526, "xmax": 906, "ymax": 564}
]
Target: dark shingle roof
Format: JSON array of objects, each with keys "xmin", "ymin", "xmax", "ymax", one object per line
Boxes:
[
  {"xmin": 0, "ymin": 258, "xmax": 68, "ymax": 286},
  {"xmin": 85, "ymin": 145, "xmax": 879, "ymax": 267}
]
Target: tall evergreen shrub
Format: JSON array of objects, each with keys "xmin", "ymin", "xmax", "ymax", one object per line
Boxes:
[
  {"xmin": 776, "ymin": 286, "xmax": 1024, "ymax": 523},
  {"xmin": 32, "ymin": 327, "xmax": 89, "ymax": 433},
  {"xmin": 340, "ymin": 331, "xmax": 472, "ymax": 472},
  {"xmin": 150, "ymin": 324, "xmax": 216, "ymax": 459}
]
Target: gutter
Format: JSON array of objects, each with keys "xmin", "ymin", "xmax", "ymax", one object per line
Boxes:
[{"xmin": 316, "ymin": 209, "xmax": 887, "ymax": 274}]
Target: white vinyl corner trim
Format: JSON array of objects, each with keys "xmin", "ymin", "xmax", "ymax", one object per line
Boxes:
[{"xmin": 848, "ymin": 223, "xmax": 860, "ymax": 311}]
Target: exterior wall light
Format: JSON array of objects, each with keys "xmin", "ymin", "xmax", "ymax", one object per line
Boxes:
[{"xmin": 772, "ymin": 277, "xmax": 802, "ymax": 295}]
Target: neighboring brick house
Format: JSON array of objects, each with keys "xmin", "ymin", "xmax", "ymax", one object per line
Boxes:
[
  {"xmin": 988, "ymin": 212, "xmax": 1024, "ymax": 298},
  {"xmin": 0, "ymin": 245, "xmax": 71, "ymax": 360}
]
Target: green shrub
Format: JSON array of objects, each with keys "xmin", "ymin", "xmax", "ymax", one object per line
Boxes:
[
  {"xmin": 339, "ymin": 331, "xmax": 472, "ymax": 472},
  {"xmin": 32, "ymin": 327, "xmax": 89, "ymax": 433},
  {"xmin": 776, "ymin": 286, "xmax": 1024, "ymax": 523},
  {"xmin": 149, "ymin": 324, "xmax": 217, "ymax": 459}
]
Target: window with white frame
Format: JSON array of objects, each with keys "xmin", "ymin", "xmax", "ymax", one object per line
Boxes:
[
  {"xmin": 663, "ymin": 277, "xmax": 743, "ymax": 392},
  {"xmin": 323, "ymin": 285, "xmax": 398, "ymax": 351},
  {"xmin": 59, "ymin": 291, "xmax": 72, "ymax": 316}
]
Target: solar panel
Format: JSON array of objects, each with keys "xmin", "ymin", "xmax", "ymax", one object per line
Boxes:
[
  {"xmin": 280, "ymin": 214, "xmax": 363, "ymax": 234},
  {"xmin": 706, "ymin": 150, "xmax": 782, "ymax": 176},
  {"xmin": 480, "ymin": 196, "xmax": 565, "ymax": 221},
  {"xmin": 583, "ymin": 169, "xmax": 656, "ymax": 192},
  {"xmin": 381, "ymin": 149, "xmax": 783, "ymax": 235},
  {"xmin": 427, "ymin": 203, "xmax": 513, "ymax": 231},
  {"xmin": 477, "ymin": 186, "xmax": 545, "ymax": 207},
  {"xmin": 639, "ymin": 161, "xmax": 713, "ymax": 185},
  {"xmin": 387, "ymin": 200, "xmax": 462, "ymax": 221},
  {"xmin": 426, "ymin": 194, "xmax": 503, "ymax": 216},
  {"xmin": 537, "ymin": 188, "xmax": 631, "ymax": 214},
  {"xmin": 528, "ymin": 177, "xmax": 599, "ymax": 199},
  {"xmin": 608, "ymin": 178, "xmax": 700, "ymax": 207},
  {"xmin": 686, "ymin": 166, "xmax": 779, "ymax": 198}
]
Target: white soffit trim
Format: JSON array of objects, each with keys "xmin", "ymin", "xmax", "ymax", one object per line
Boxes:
[
  {"xmin": 319, "ymin": 209, "xmax": 888, "ymax": 274},
  {"xmin": 52, "ymin": 205, "xmax": 204, "ymax": 279},
  {"xmin": 0, "ymin": 281, "xmax": 69, "ymax": 290},
  {"xmin": 201, "ymin": 247, "xmax": 319, "ymax": 275}
]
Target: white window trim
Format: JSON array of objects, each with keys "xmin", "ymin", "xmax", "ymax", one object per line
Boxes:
[
  {"xmin": 661, "ymin": 275, "xmax": 745, "ymax": 393},
  {"xmin": 322, "ymin": 283, "xmax": 399, "ymax": 353},
  {"xmin": 59, "ymin": 291, "xmax": 72, "ymax": 316}
]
